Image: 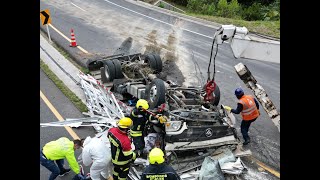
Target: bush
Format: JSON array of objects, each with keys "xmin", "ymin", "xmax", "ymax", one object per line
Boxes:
[
  {"xmin": 262, "ymin": 0, "xmax": 280, "ymax": 20},
  {"xmin": 228, "ymin": 0, "xmax": 241, "ymax": 18},
  {"xmin": 216, "ymin": 0, "xmax": 229, "ymax": 17},
  {"xmin": 187, "ymin": 0, "xmax": 215, "ymax": 14},
  {"xmin": 171, "ymin": 0, "xmax": 188, "ymax": 6},
  {"xmin": 202, "ymin": 3, "xmax": 216, "ymax": 15},
  {"xmin": 159, "ymin": 2, "xmax": 165, "ymax": 8},
  {"xmin": 216, "ymin": 0, "xmax": 240, "ymax": 18},
  {"xmin": 241, "ymin": 2, "xmax": 264, "ymax": 21}
]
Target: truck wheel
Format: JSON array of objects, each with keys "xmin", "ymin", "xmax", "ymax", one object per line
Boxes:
[
  {"xmin": 152, "ymin": 54, "xmax": 162, "ymax": 72},
  {"xmin": 145, "ymin": 54, "xmax": 158, "ymax": 71},
  {"xmin": 212, "ymin": 84, "xmax": 220, "ymax": 106},
  {"xmin": 104, "ymin": 60, "xmax": 116, "ymax": 82},
  {"xmin": 112, "ymin": 59, "xmax": 124, "ymax": 79},
  {"xmin": 146, "ymin": 78, "xmax": 166, "ymax": 109}
]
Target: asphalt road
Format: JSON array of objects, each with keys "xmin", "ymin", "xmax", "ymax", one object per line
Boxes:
[
  {"xmin": 40, "ymin": 69, "xmax": 96, "ymax": 179},
  {"xmin": 40, "ymin": 0, "xmax": 280, "ymax": 174}
]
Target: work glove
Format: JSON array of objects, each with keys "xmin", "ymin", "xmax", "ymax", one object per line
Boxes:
[
  {"xmin": 224, "ymin": 106, "xmax": 232, "ymax": 112},
  {"xmin": 158, "ymin": 116, "xmax": 167, "ymax": 124}
]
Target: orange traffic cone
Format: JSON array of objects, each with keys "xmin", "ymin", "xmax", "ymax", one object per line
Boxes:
[{"xmin": 70, "ymin": 29, "xmax": 77, "ymax": 47}]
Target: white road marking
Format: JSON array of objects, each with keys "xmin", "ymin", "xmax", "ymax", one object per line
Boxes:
[
  {"xmin": 48, "ymin": 24, "xmax": 89, "ymax": 54},
  {"xmin": 71, "ymin": 2, "xmax": 87, "ymax": 12},
  {"xmin": 103, "ymin": 0, "xmax": 213, "ymax": 39}
]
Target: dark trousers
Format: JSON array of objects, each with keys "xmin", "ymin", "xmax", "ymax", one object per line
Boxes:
[
  {"xmin": 40, "ymin": 150, "xmax": 65, "ymax": 180},
  {"xmin": 132, "ymin": 136, "xmax": 145, "ymax": 152},
  {"xmin": 240, "ymin": 118, "xmax": 257, "ymax": 141},
  {"xmin": 112, "ymin": 165, "xmax": 129, "ymax": 180}
]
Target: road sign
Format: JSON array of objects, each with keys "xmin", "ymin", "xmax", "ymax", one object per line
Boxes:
[{"xmin": 40, "ymin": 9, "xmax": 51, "ymax": 25}]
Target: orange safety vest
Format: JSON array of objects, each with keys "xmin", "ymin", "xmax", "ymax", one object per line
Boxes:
[{"xmin": 238, "ymin": 95, "xmax": 259, "ymax": 121}]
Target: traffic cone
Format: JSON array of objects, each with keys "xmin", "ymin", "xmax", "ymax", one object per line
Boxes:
[{"xmin": 70, "ymin": 29, "xmax": 77, "ymax": 47}]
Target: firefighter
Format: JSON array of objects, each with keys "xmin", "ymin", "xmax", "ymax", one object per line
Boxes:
[
  {"xmin": 224, "ymin": 87, "xmax": 260, "ymax": 145},
  {"xmin": 108, "ymin": 117, "xmax": 136, "ymax": 180},
  {"xmin": 141, "ymin": 148, "xmax": 181, "ymax": 180},
  {"xmin": 129, "ymin": 99, "xmax": 151, "ymax": 157},
  {"xmin": 130, "ymin": 99, "xmax": 167, "ymax": 157}
]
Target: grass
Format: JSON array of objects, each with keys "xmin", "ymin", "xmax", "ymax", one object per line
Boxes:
[
  {"xmin": 188, "ymin": 13, "xmax": 280, "ymax": 38},
  {"xmin": 145, "ymin": 0, "xmax": 280, "ymax": 39},
  {"xmin": 40, "ymin": 59, "xmax": 88, "ymax": 113}
]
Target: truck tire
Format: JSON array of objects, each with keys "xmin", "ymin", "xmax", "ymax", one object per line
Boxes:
[
  {"xmin": 152, "ymin": 54, "xmax": 162, "ymax": 72},
  {"xmin": 212, "ymin": 84, "xmax": 220, "ymax": 106},
  {"xmin": 112, "ymin": 59, "xmax": 124, "ymax": 79},
  {"xmin": 145, "ymin": 54, "xmax": 158, "ymax": 71},
  {"xmin": 145, "ymin": 78, "xmax": 166, "ymax": 109},
  {"xmin": 104, "ymin": 60, "xmax": 116, "ymax": 82}
]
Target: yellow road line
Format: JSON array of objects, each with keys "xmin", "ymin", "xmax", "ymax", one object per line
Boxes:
[
  {"xmin": 48, "ymin": 24, "xmax": 88, "ymax": 54},
  {"xmin": 40, "ymin": 90, "xmax": 80, "ymax": 140},
  {"xmin": 249, "ymin": 156, "xmax": 280, "ymax": 178}
]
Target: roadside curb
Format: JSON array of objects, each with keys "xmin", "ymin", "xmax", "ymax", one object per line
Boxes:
[
  {"xmin": 40, "ymin": 25, "xmax": 88, "ymax": 69},
  {"xmin": 40, "ymin": 33, "xmax": 87, "ymax": 105}
]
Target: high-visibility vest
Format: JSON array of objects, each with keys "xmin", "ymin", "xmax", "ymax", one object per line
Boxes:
[{"xmin": 238, "ymin": 95, "xmax": 259, "ymax": 120}]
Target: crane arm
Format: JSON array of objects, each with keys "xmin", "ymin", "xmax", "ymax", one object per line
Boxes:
[
  {"xmin": 213, "ymin": 25, "xmax": 280, "ymax": 132},
  {"xmin": 213, "ymin": 25, "xmax": 280, "ymax": 64}
]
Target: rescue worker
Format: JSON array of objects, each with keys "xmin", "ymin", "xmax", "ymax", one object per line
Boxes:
[
  {"xmin": 81, "ymin": 136, "xmax": 113, "ymax": 180},
  {"xmin": 224, "ymin": 87, "xmax": 260, "ymax": 145},
  {"xmin": 40, "ymin": 137, "xmax": 85, "ymax": 180},
  {"xmin": 130, "ymin": 99, "xmax": 167, "ymax": 157},
  {"xmin": 108, "ymin": 117, "xmax": 136, "ymax": 180},
  {"xmin": 141, "ymin": 148, "xmax": 181, "ymax": 180},
  {"xmin": 129, "ymin": 99, "xmax": 152, "ymax": 157}
]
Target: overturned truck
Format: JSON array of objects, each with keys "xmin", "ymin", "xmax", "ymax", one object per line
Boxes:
[
  {"xmin": 41, "ymin": 52, "xmax": 245, "ymax": 178},
  {"xmin": 86, "ymin": 52, "xmax": 239, "ymax": 149},
  {"xmin": 82, "ymin": 53, "xmax": 242, "ymax": 176}
]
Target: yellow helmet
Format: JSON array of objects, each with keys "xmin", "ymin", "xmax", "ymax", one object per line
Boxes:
[
  {"xmin": 136, "ymin": 99, "xmax": 149, "ymax": 110},
  {"xmin": 117, "ymin": 117, "xmax": 133, "ymax": 129},
  {"xmin": 148, "ymin": 148, "xmax": 165, "ymax": 164}
]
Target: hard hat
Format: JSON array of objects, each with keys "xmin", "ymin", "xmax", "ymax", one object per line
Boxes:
[
  {"xmin": 234, "ymin": 87, "xmax": 244, "ymax": 97},
  {"xmin": 136, "ymin": 99, "xmax": 149, "ymax": 110},
  {"xmin": 148, "ymin": 148, "xmax": 165, "ymax": 164},
  {"xmin": 117, "ymin": 117, "xmax": 133, "ymax": 129}
]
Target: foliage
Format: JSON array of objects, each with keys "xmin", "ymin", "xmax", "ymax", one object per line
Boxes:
[
  {"xmin": 228, "ymin": 0, "xmax": 241, "ymax": 18},
  {"xmin": 216, "ymin": 0, "xmax": 229, "ymax": 17},
  {"xmin": 187, "ymin": 0, "xmax": 216, "ymax": 15},
  {"xmin": 159, "ymin": 2, "xmax": 165, "ymax": 8},
  {"xmin": 241, "ymin": 2, "xmax": 263, "ymax": 21},
  {"xmin": 171, "ymin": 0, "xmax": 188, "ymax": 6},
  {"xmin": 261, "ymin": 0, "xmax": 280, "ymax": 20}
]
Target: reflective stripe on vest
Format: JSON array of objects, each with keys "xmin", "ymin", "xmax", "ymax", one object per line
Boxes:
[
  {"xmin": 109, "ymin": 136, "xmax": 131, "ymax": 166},
  {"xmin": 131, "ymin": 111, "xmax": 143, "ymax": 118},
  {"xmin": 239, "ymin": 95, "xmax": 259, "ymax": 120},
  {"xmin": 130, "ymin": 130, "xmax": 142, "ymax": 137}
]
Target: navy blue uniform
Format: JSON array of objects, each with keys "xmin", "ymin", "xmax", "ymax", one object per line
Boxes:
[{"xmin": 141, "ymin": 163, "xmax": 181, "ymax": 180}]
